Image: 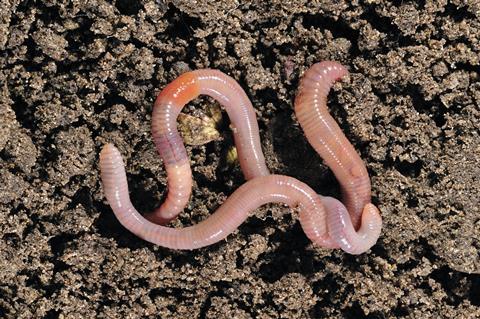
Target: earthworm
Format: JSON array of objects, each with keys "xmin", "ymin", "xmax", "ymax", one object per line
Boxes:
[
  {"xmin": 99, "ymin": 64, "xmax": 382, "ymax": 253},
  {"xmin": 147, "ymin": 70, "xmax": 269, "ymax": 224},
  {"xmin": 295, "ymin": 61, "xmax": 373, "ymax": 230}
]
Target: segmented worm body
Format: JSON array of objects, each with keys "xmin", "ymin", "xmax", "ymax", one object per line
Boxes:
[
  {"xmin": 295, "ymin": 61, "xmax": 381, "ymax": 252},
  {"xmin": 100, "ymin": 64, "xmax": 382, "ymax": 254},
  {"xmin": 295, "ymin": 62, "xmax": 371, "ymax": 229},
  {"xmin": 148, "ymin": 70, "xmax": 269, "ymax": 224}
]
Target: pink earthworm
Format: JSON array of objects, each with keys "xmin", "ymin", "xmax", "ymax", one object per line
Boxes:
[
  {"xmin": 147, "ymin": 70, "xmax": 269, "ymax": 224},
  {"xmin": 99, "ymin": 64, "xmax": 382, "ymax": 254},
  {"xmin": 295, "ymin": 61, "xmax": 376, "ymax": 230}
]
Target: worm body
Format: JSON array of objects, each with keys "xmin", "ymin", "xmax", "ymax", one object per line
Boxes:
[
  {"xmin": 99, "ymin": 63, "xmax": 382, "ymax": 254},
  {"xmin": 295, "ymin": 61, "xmax": 382, "ymax": 251},
  {"xmin": 295, "ymin": 61, "xmax": 372, "ymax": 229},
  {"xmin": 149, "ymin": 70, "xmax": 269, "ymax": 224},
  {"xmin": 326, "ymin": 200, "xmax": 382, "ymax": 254}
]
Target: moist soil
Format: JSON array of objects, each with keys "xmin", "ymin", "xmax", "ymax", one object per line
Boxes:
[{"xmin": 0, "ymin": 1, "xmax": 479, "ymax": 318}]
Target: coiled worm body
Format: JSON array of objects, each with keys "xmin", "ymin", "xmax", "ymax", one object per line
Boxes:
[
  {"xmin": 148, "ymin": 70, "xmax": 269, "ymax": 224},
  {"xmin": 99, "ymin": 64, "xmax": 382, "ymax": 254},
  {"xmin": 326, "ymin": 200, "xmax": 382, "ymax": 254}
]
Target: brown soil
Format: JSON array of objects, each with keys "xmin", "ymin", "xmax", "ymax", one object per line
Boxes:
[{"xmin": 0, "ymin": 0, "xmax": 479, "ymax": 318}]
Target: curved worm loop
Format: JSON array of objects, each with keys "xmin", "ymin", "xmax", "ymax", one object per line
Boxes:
[
  {"xmin": 148, "ymin": 70, "xmax": 269, "ymax": 224},
  {"xmin": 295, "ymin": 61, "xmax": 371, "ymax": 229},
  {"xmin": 100, "ymin": 144, "xmax": 336, "ymax": 250},
  {"xmin": 325, "ymin": 199, "xmax": 382, "ymax": 255}
]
